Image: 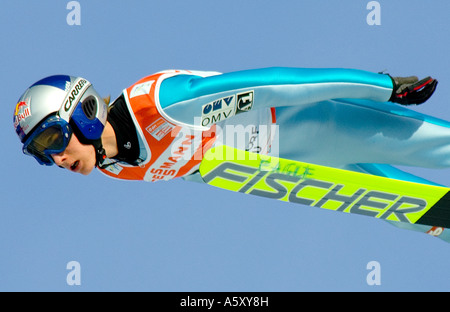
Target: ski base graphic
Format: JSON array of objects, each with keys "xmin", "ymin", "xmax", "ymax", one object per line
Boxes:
[{"xmin": 199, "ymin": 146, "xmax": 450, "ymax": 228}]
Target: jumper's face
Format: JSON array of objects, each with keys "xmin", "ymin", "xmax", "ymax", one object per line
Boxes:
[{"xmin": 52, "ymin": 133, "xmax": 96, "ymax": 175}]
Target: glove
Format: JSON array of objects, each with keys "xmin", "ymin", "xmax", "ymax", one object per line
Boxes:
[{"xmin": 389, "ymin": 75, "xmax": 438, "ymax": 105}]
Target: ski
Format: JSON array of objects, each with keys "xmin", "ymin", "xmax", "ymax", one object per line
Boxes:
[{"xmin": 199, "ymin": 145, "xmax": 450, "ymax": 227}]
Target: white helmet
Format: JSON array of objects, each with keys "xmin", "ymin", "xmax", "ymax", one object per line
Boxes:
[{"xmin": 14, "ymin": 75, "xmax": 108, "ymax": 166}]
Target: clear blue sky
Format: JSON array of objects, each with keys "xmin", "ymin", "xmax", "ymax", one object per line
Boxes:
[{"xmin": 1, "ymin": 0, "xmax": 450, "ymax": 292}]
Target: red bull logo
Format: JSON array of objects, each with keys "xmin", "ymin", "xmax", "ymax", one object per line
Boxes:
[{"xmin": 13, "ymin": 100, "xmax": 31, "ymax": 128}]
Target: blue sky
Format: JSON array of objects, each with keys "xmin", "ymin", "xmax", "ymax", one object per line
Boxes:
[{"xmin": 1, "ymin": 0, "xmax": 450, "ymax": 292}]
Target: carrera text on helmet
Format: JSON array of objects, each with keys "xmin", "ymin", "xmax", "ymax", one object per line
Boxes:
[{"xmin": 64, "ymin": 78, "xmax": 89, "ymax": 112}]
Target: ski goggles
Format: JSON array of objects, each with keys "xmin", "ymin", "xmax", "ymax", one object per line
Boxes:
[{"xmin": 22, "ymin": 115, "xmax": 73, "ymax": 166}]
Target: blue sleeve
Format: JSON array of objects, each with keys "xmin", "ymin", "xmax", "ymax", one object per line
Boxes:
[{"xmin": 159, "ymin": 67, "xmax": 394, "ymax": 126}]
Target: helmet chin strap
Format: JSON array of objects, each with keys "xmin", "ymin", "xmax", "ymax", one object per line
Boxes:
[
  {"xmin": 92, "ymin": 138, "xmax": 119, "ymax": 169},
  {"xmin": 93, "ymin": 138, "xmax": 108, "ymax": 169}
]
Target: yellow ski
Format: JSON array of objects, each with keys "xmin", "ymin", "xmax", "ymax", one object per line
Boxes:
[{"xmin": 199, "ymin": 145, "xmax": 450, "ymax": 227}]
